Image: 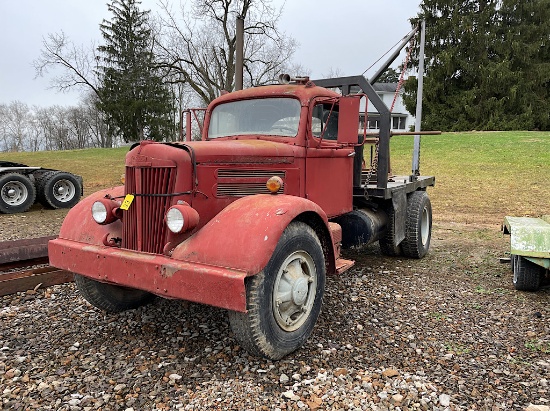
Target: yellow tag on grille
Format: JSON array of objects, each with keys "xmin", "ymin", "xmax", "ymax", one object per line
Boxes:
[{"xmin": 120, "ymin": 194, "xmax": 135, "ymax": 210}]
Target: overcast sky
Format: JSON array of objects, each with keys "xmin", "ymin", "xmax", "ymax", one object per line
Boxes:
[{"xmin": 0, "ymin": 1, "xmax": 421, "ymax": 108}]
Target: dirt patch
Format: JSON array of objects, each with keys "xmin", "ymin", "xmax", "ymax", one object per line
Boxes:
[{"xmin": 0, "ymin": 204, "xmax": 69, "ymax": 241}]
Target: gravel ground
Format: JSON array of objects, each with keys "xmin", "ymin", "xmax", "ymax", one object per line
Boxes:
[{"xmin": 1, "ymin": 209, "xmax": 549, "ymax": 411}]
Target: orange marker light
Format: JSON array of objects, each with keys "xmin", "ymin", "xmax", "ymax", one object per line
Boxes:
[{"xmin": 266, "ymin": 176, "xmax": 283, "ymax": 194}]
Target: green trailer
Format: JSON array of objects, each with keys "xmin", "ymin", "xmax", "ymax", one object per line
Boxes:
[{"xmin": 503, "ymin": 215, "xmax": 550, "ymax": 291}]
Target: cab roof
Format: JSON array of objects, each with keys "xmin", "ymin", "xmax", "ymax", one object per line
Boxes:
[{"xmin": 210, "ymin": 83, "xmax": 342, "ymax": 107}]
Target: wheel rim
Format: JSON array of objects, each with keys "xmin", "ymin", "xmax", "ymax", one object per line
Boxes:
[
  {"xmin": 512, "ymin": 256, "xmax": 518, "ymax": 284},
  {"xmin": 272, "ymin": 250, "xmax": 317, "ymax": 332},
  {"xmin": 421, "ymin": 206, "xmax": 430, "ymax": 246},
  {"xmin": 1, "ymin": 181, "xmax": 28, "ymax": 206},
  {"xmin": 52, "ymin": 179, "xmax": 76, "ymax": 203}
]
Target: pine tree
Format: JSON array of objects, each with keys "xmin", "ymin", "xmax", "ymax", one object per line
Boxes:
[
  {"xmin": 404, "ymin": 0, "xmax": 499, "ymax": 131},
  {"xmin": 495, "ymin": 0, "xmax": 550, "ymax": 130},
  {"xmin": 404, "ymin": 0, "xmax": 549, "ymax": 131},
  {"xmin": 97, "ymin": 0, "xmax": 173, "ymax": 142},
  {"xmin": 378, "ymin": 68, "xmax": 400, "ymax": 83}
]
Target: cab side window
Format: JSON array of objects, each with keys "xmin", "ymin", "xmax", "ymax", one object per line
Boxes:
[{"xmin": 311, "ymin": 103, "xmax": 339, "ymax": 140}]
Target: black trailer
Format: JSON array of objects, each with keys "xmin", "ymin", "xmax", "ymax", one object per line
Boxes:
[{"xmin": 0, "ymin": 161, "xmax": 83, "ymax": 214}]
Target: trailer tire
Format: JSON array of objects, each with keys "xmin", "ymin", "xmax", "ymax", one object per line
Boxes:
[
  {"xmin": 510, "ymin": 254, "xmax": 518, "ymax": 270},
  {"xmin": 402, "ymin": 191, "xmax": 432, "ymax": 259},
  {"xmin": 75, "ymin": 274, "xmax": 154, "ymax": 313},
  {"xmin": 37, "ymin": 171, "xmax": 82, "ymax": 209},
  {"xmin": 0, "ymin": 173, "xmax": 36, "ymax": 214},
  {"xmin": 513, "ymin": 256, "xmax": 543, "ymax": 291},
  {"xmin": 228, "ymin": 222, "xmax": 325, "ymax": 360},
  {"xmin": 379, "ymin": 204, "xmax": 403, "ymax": 256}
]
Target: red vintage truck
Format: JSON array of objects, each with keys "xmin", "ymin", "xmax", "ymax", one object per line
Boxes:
[{"xmin": 49, "ymin": 75, "xmax": 435, "ymax": 359}]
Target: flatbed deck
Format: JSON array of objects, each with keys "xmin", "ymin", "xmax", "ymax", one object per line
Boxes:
[{"xmin": 356, "ymin": 173, "xmax": 435, "ymax": 199}]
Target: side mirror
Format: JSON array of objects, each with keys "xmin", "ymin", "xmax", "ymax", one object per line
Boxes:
[{"xmin": 337, "ymin": 96, "xmax": 361, "ymax": 145}]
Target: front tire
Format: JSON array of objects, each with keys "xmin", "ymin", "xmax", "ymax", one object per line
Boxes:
[
  {"xmin": 0, "ymin": 173, "xmax": 36, "ymax": 214},
  {"xmin": 75, "ymin": 274, "xmax": 154, "ymax": 312},
  {"xmin": 402, "ymin": 191, "xmax": 432, "ymax": 259},
  {"xmin": 228, "ymin": 222, "xmax": 326, "ymax": 360},
  {"xmin": 513, "ymin": 256, "xmax": 543, "ymax": 291}
]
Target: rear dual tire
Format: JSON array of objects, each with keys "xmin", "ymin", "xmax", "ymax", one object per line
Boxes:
[
  {"xmin": 402, "ymin": 191, "xmax": 432, "ymax": 259},
  {"xmin": 37, "ymin": 171, "xmax": 82, "ymax": 209},
  {"xmin": 379, "ymin": 204, "xmax": 403, "ymax": 256},
  {"xmin": 0, "ymin": 171, "xmax": 82, "ymax": 214},
  {"xmin": 379, "ymin": 191, "xmax": 432, "ymax": 259},
  {"xmin": 0, "ymin": 173, "xmax": 36, "ymax": 214}
]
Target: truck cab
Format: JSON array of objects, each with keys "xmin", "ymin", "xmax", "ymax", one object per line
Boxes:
[{"xmin": 49, "ymin": 76, "xmax": 434, "ymax": 360}]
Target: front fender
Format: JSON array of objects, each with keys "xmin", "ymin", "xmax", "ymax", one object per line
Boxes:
[
  {"xmin": 58, "ymin": 186, "xmax": 124, "ymax": 244},
  {"xmin": 171, "ymin": 194, "xmax": 330, "ymax": 275}
]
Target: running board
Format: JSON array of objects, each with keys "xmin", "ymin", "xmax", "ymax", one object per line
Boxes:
[{"xmin": 335, "ymin": 258, "xmax": 354, "ymax": 275}]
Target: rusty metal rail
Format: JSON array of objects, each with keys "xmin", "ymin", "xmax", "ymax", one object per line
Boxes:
[{"xmin": 0, "ymin": 236, "xmax": 73, "ymax": 297}]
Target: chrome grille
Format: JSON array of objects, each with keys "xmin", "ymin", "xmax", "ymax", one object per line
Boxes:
[
  {"xmin": 122, "ymin": 166, "xmax": 176, "ymax": 254},
  {"xmin": 216, "ymin": 169, "xmax": 285, "ymax": 197}
]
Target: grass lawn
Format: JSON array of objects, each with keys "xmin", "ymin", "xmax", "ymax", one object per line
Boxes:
[
  {"xmin": 1, "ymin": 147, "xmax": 128, "ymax": 195},
  {"xmin": 388, "ymin": 131, "xmax": 550, "ymax": 225},
  {"xmin": 2, "ymin": 131, "xmax": 549, "ymax": 225}
]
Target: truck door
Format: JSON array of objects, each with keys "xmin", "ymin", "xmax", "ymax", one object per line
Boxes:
[{"xmin": 305, "ymin": 100, "xmax": 354, "ymax": 218}]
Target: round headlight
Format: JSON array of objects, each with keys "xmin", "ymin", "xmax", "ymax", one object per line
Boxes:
[
  {"xmin": 166, "ymin": 207, "xmax": 185, "ymax": 233},
  {"xmin": 92, "ymin": 201, "xmax": 108, "ymax": 223}
]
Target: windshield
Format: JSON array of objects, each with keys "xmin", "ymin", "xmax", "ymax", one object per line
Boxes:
[{"xmin": 208, "ymin": 97, "xmax": 301, "ymax": 139}]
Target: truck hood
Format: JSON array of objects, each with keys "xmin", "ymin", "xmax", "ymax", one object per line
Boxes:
[{"xmin": 173, "ymin": 139, "xmax": 301, "ymax": 165}]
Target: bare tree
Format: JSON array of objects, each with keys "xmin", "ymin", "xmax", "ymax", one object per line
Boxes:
[
  {"xmin": 34, "ymin": 107, "xmax": 58, "ymax": 151},
  {"xmin": 49, "ymin": 106, "xmax": 70, "ymax": 151},
  {"xmin": 81, "ymin": 93, "xmax": 113, "ymax": 148},
  {"xmin": 154, "ymin": 0, "xmax": 299, "ymax": 105},
  {"xmin": 0, "ymin": 104, "xmax": 8, "ymax": 151},
  {"xmin": 65, "ymin": 107, "xmax": 91, "ymax": 149},
  {"xmin": 34, "ymin": 106, "xmax": 73, "ymax": 151},
  {"xmin": 28, "ymin": 110, "xmax": 45, "ymax": 152},
  {"xmin": 33, "ymin": 32, "xmax": 100, "ymax": 97},
  {"xmin": 322, "ymin": 67, "xmax": 345, "ymax": 79},
  {"xmin": 0, "ymin": 102, "xmax": 31, "ymax": 152},
  {"xmin": 0, "ymin": 100, "xmax": 114, "ymax": 153}
]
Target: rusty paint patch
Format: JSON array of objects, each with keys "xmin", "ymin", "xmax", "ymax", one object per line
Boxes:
[
  {"xmin": 182, "ymin": 251, "xmax": 199, "ymax": 260},
  {"xmin": 161, "ymin": 265, "xmax": 179, "ymax": 278},
  {"xmin": 111, "ymin": 250, "xmax": 157, "ymax": 260},
  {"xmin": 82, "ymin": 245, "xmax": 103, "ymax": 253},
  {"xmin": 205, "ymin": 156, "xmax": 294, "ymax": 164}
]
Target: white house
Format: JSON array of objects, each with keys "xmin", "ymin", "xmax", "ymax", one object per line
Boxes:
[{"xmin": 359, "ymin": 83, "xmax": 415, "ymax": 132}]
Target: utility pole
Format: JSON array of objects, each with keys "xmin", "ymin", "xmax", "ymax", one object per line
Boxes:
[
  {"xmin": 412, "ymin": 20, "xmax": 426, "ymax": 178},
  {"xmin": 235, "ymin": 15, "xmax": 244, "ymax": 91}
]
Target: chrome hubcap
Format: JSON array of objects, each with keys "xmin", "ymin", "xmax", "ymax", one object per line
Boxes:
[
  {"xmin": 1, "ymin": 181, "xmax": 28, "ymax": 206},
  {"xmin": 52, "ymin": 179, "xmax": 75, "ymax": 202},
  {"xmin": 421, "ymin": 206, "xmax": 430, "ymax": 246},
  {"xmin": 273, "ymin": 251, "xmax": 317, "ymax": 332}
]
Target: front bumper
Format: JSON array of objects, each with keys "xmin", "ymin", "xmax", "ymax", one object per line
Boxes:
[{"xmin": 48, "ymin": 238, "xmax": 247, "ymax": 312}]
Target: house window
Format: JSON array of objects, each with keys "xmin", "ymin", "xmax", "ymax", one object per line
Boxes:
[
  {"xmin": 368, "ymin": 119, "xmax": 379, "ymax": 130},
  {"xmin": 392, "ymin": 116, "xmax": 407, "ymax": 130}
]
